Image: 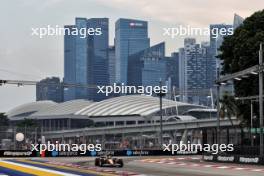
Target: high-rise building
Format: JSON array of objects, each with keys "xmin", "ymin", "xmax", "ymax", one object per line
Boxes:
[
  {"xmin": 64, "ymin": 25, "xmax": 77, "ymax": 101},
  {"xmin": 127, "ymin": 42, "xmax": 166, "ymax": 88},
  {"xmin": 115, "ymin": 18, "xmax": 150, "ymax": 84},
  {"xmin": 108, "ymin": 46, "xmax": 116, "ymax": 85},
  {"xmin": 209, "ymin": 24, "xmax": 233, "ymax": 75},
  {"xmin": 179, "ymin": 38, "xmax": 210, "ymax": 105},
  {"xmin": 210, "ymin": 23, "xmax": 234, "ymax": 97},
  {"xmin": 233, "ymin": 13, "xmax": 244, "ymax": 29},
  {"xmin": 201, "ymin": 41, "xmax": 216, "ymax": 89},
  {"xmin": 36, "ymin": 77, "xmax": 63, "ymax": 103},
  {"xmin": 167, "ymin": 52, "xmax": 179, "ymax": 89},
  {"xmin": 165, "ymin": 52, "xmax": 180, "ymax": 99},
  {"xmin": 179, "ymin": 47, "xmax": 187, "ymax": 102},
  {"xmin": 64, "ymin": 18, "xmax": 109, "ymax": 101},
  {"xmin": 87, "ymin": 18, "xmax": 109, "ymax": 101}
]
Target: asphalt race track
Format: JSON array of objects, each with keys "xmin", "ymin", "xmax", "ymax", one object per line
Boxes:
[{"xmin": 1, "ymin": 156, "xmax": 264, "ymax": 176}]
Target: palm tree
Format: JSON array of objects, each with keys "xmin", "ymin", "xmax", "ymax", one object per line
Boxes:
[
  {"xmin": 17, "ymin": 118, "xmax": 38, "ymax": 128},
  {"xmin": 17, "ymin": 118, "xmax": 38, "ymax": 140},
  {"xmin": 219, "ymin": 95, "xmax": 240, "ymax": 125},
  {"xmin": 0, "ymin": 113, "xmax": 9, "ymax": 126},
  {"xmin": 219, "ymin": 94, "xmax": 243, "ymax": 144},
  {"xmin": 0, "ymin": 113, "xmax": 9, "ymax": 138}
]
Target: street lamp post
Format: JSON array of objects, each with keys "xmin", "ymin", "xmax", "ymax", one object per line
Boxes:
[
  {"xmin": 251, "ymin": 100, "xmax": 254, "ymax": 146},
  {"xmin": 160, "ymin": 89, "xmax": 163, "ymax": 147},
  {"xmin": 259, "ymin": 42, "xmax": 263, "ymax": 156},
  {"xmin": 250, "ymin": 99, "xmax": 258, "ymax": 146},
  {"xmin": 216, "ymin": 84, "xmax": 220, "ymax": 145},
  {"xmin": 158, "ymin": 80, "xmax": 166, "ymax": 148}
]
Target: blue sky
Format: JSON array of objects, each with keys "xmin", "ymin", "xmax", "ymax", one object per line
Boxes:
[{"xmin": 0, "ymin": 0, "xmax": 263, "ymax": 112}]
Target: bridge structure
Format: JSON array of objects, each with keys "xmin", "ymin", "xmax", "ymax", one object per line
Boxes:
[{"xmin": 42, "ymin": 118, "xmax": 241, "ymax": 149}]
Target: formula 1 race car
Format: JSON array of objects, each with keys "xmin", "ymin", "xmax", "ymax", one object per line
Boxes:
[{"xmin": 95, "ymin": 155, "xmax": 124, "ymax": 167}]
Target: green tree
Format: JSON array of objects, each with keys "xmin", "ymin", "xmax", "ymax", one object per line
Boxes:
[
  {"xmin": 17, "ymin": 118, "xmax": 38, "ymax": 128},
  {"xmin": 220, "ymin": 95, "xmax": 240, "ymax": 123},
  {"xmin": 219, "ymin": 9, "xmax": 264, "ymax": 125},
  {"xmin": 0, "ymin": 113, "xmax": 9, "ymax": 126}
]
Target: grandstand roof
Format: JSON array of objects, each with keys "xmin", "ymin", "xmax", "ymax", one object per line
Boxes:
[
  {"xmin": 6, "ymin": 101, "xmax": 56, "ymax": 117},
  {"xmin": 75, "ymin": 95, "xmax": 204, "ymax": 117},
  {"xmin": 7, "ymin": 95, "xmax": 205, "ymax": 119}
]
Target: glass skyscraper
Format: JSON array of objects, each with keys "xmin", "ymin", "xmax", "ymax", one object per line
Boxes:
[
  {"xmin": 209, "ymin": 24, "xmax": 233, "ymax": 74},
  {"xmin": 127, "ymin": 42, "xmax": 166, "ymax": 87},
  {"xmin": 210, "ymin": 23, "xmax": 234, "ymax": 97},
  {"xmin": 108, "ymin": 46, "xmax": 116, "ymax": 85},
  {"xmin": 233, "ymin": 14, "xmax": 244, "ymax": 30},
  {"xmin": 167, "ymin": 52, "xmax": 179, "ymax": 89},
  {"xmin": 64, "ymin": 24, "xmax": 77, "ymax": 101},
  {"xmin": 165, "ymin": 52, "xmax": 180, "ymax": 100},
  {"xmin": 64, "ymin": 18, "xmax": 109, "ymax": 101},
  {"xmin": 210, "ymin": 15, "xmax": 244, "ymax": 97},
  {"xmin": 115, "ymin": 18, "xmax": 150, "ymax": 84},
  {"xmin": 87, "ymin": 18, "xmax": 109, "ymax": 101},
  {"xmin": 75, "ymin": 18, "xmax": 89, "ymax": 99},
  {"xmin": 36, "ymin": 77, "xmax": 63, "ymax": 103},
  {"xmin": 179, "ymin": 38, "xmax": 210, "ymax": 105}
]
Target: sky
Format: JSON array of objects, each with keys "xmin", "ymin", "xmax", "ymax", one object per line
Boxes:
[{"xmin": 0, "ymin": 0, "xmax": 263, "ymax": 112}]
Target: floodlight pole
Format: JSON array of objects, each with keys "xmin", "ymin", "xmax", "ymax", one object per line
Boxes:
[
  {"xmin": 216, "ymin": 84, "xmax": 220, "ymax": 145},
  {"xmin": 251, "ymin": 100, "xmax": 254, "ymax": 146},
  {"xmin": 159, "ymin": 80, "xmax": 163, "ymax": 148},
  {"xmin": 259, "ymin": 42, "xmax": 263, "ymax": 156}
]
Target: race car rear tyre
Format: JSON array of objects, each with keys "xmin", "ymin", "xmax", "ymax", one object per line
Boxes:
[
  {"xmin": 99, "ymin": 160, "xmax": 104, "ymax": 167},
  {"xmin": 118, "ymin": 160, "xmax": 124, "ymax": 167},
  {"xmin": 95, "ymin": 158, "xmax": 100, "ymax": 166}
]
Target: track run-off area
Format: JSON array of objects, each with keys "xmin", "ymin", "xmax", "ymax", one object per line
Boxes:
[{"xmin": 1, "ymin": 156, "xmax": 264, "ymax": 176}]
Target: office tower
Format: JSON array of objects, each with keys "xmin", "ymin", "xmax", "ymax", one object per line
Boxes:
[
  {"xmin": 201, "ymin": 41, "xmax": 216, "ymax": 89},
  {"xmin": 179, "ymin": 47, "xmax": 187, "ymax": 102},
  {"xmin": 210, "ymin": 23, "xmax": 234, "ymax": 97},
  {"xmin": 75, "ymin": 18, "xmax": 89, "ymax": 99},
  {"xmin": 64, "ymin": 18, "xmax": 88, "ymax": 101},
  {"xmin": 36, "ymin": 77, "xmax": 63, "ymax": 103},
  {"xmin": 184, "ymin": 38, "xmax": 196, "ymax": 46},
  {"xmin": 108, "ymin": 46, "xmax": 116, "ymax": 85},
  {"xmin": 115, "ymin": 18, "xmax": 150, "ymax": 84},
  {"xmin": 209, "ymin": 24, "xmax": 233, "ymax": 74},
  {"xmin": 169, "ymin": 52, "xmax": 180, "ymax": 88},
  {"xmin": 64, "ymin": 18, "xmax": 109, "ymax": 101},
  {"xmin": 127, "ymin": 42, "xmax": 166, "ymax": 88},
  {"xmin": 64, "ymin": 25, "xmax": 77, "ymax": 101},
  {"xmin": 179, "ymin": 38, "xmax": 209, "ymax": 105},
  {"xmin": 233, "ymin": 13, "xmax": 244, "ymax": 29},
  {"xmin": 87, "ymin": 18, "xmax": 109, "ymax": 101},
  {"xmin": 166, "ymin": 52, "xmax": 179, "ymax": 99}
]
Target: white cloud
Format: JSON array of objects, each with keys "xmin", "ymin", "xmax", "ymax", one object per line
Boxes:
[{"xmin": 97, "ymin": 0, "xmax": 263, "ymax": 26}]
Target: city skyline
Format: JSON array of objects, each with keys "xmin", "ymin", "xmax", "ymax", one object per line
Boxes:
[
  {"xmin": 1, "ymin": 4, "xmax": 264, "ymax": 173},
  {"xmin": 0, "ymin": 0, "xmax": 263, "ymax": 112},
  {"xmin": 64, "ymin": 17, "xmax": 109, "ymax": 101},
  {"xmin": 0, "ymin": 15, "xmax": 244, "ymax": 111},
  {"xmin": 47, "ymin": 17, "xmax": 218, "ymax": 104}
]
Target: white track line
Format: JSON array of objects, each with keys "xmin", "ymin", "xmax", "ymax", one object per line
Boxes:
[
  {"xmin": 252, "ymin": 169, "xmax": 264, "ymax": 172},
  {"xmin": 140, "ymin": 159, "xmax": 264, "ymax": 173},
  {"xmin": 216, "ymin": 166, "xmax": 230, "ymax": 169}
]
